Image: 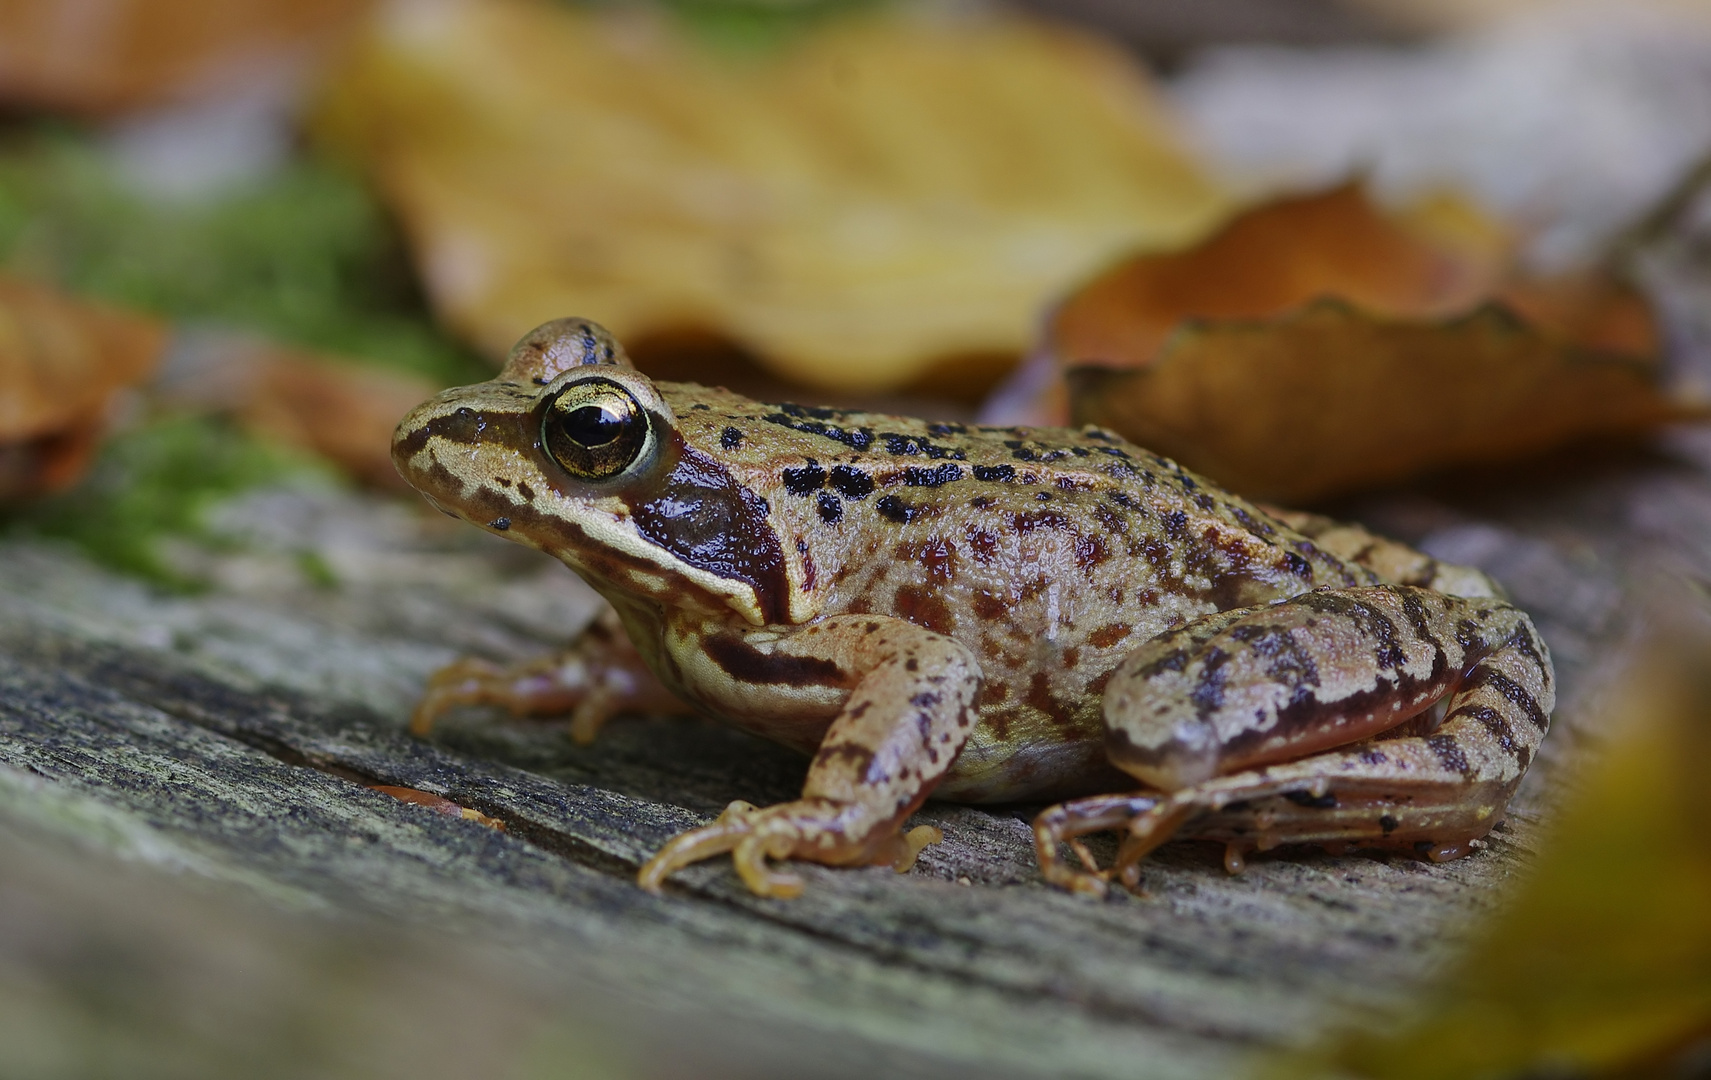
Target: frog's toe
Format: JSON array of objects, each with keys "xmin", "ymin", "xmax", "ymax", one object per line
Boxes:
[
  {"xmin": 636, "ymin": 800, "xmax": 757, "ymax": 894},
  {"xmin": 639, "ymin": 798, "xmax": 921, "ymax": 898},
  {"xmin": 732, "ymin": 834, "xmax": 805, "ymax": 898},
  {"xmin": 1032, "ymin": 791, "xmax": 1170, "ymax": 897},
  {"xmin": 410, "ymin": 657, "xmax": 506, "ymax": 735}
]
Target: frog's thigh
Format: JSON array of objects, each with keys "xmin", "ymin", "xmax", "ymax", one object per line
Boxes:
[
  {"xmin": 1037, "ymin": 586, "xmax": 1554, "ymax": 893},
  {"xmin": 638, "ymin": 615, "xmax": 981, "ymax": 898},
  {"xmin": 1103, "ymin": 585, "xmax": 1537, "ymax": 789},
  {"xmin": 1113, "ymin": 612, "xmax": 1552, "ymax": 882},
  {"xmin": 1262, "ymin": 507, "xmax": 1503, "ymax": 599}
]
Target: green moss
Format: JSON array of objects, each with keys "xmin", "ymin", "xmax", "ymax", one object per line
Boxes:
[
  {"xmin": 589, "ymin": 0, "xmax": 888, "ymax": 51},
  {"xmin": 0, "ymin": 130, "xmax": 487, "ymax": 386},
  {"xmin": 5, "ymin": 416, "xmax": 337, "ymax": 590}
]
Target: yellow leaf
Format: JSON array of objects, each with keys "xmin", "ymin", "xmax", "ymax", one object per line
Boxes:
[{"xmin": 313, "ymin": 0, "xmax": 1230, "ymax": 394}]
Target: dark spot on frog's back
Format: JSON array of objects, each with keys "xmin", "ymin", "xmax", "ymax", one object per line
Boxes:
[
  {"xmin": 894, "ymin": 584, "xmax": 954, "ymax": 634},
  {"xmin": 830, "ymin": 465, "xmax": 874, "ymax": 499},
  {"xmin": 816, "ymin": 491, "xmax": 843, "ymax": 524},
  {"xmin": 1012, "ymin": 509, "xmax": 1072, "ymax": 533},
  {"xmin": 901, "ymin": 463, "xmax": 963, "ymax": 487},
  {"xmin": 630, "ymin": 437, "xmax": 790, "ymax": 622},
  {"xmin": 782, "ymin": 463, "xmax": 827, "ymax": 494},
  {"xmin": 704, "ymin": 635, "xmax": 845, "ymax": 688},
  {"xmin": 876, "ymin": 495, "xmax": 917, "ymax": 523}
]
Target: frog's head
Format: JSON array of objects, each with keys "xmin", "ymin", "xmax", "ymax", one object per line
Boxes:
[{"xmin": 392, "ymin": 318, "xmax": 787, "ymax": 625}]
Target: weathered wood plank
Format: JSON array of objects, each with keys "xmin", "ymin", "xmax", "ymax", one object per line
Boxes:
[{"xmin": 3, "ymin": 429, "xmax": 1707, "ymax": 1078}]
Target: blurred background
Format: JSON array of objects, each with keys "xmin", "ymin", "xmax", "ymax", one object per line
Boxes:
[{"xmin": 1, "ymin": 1, "xmax": 1710, "ymax": 1078}]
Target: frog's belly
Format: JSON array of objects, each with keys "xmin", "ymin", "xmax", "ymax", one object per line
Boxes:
[{"xmin": 936, "ymin": 706, "xmax": 1130, "ymax": 804}]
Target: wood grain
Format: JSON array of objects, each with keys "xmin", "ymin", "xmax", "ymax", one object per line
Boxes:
[{"xmin": 3, "ymin": 427, "xmax": 1708, "ymax": 1078}]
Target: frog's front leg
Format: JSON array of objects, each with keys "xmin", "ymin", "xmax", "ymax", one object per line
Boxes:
[
  {"xmin": 1036, "ymin": 585, "xmax": 1553, "ymax": 895},
  {"xmin": 638, "ymin": 616, "xmax": 981, "ymax": 899},
  {"xmin": 411, "ymin": 606, "xmax": 686, "ymax": 743}
]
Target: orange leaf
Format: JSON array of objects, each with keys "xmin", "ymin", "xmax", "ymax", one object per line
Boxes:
[
  {"xmin": 0, "ymin": 276, "xmax": 166, "ymax": 500},
  {"xmin": 313, "ymin": 0, "xmax": 1230, "ymax": 395},
  {"xmin": 368, "ymin": 785, "xmax": 504, "ymax": 831},
  {"xmin": 1045, "ymin": 184, "xmax": 1691, "ymax": 501},
  {"xmin": 1069, "ymin": 300, "xmax": 1697, "ymax": 504},
  {"xmin": 1052, "ymin": 183, "xmax": 1507, "ymax": 373},
  {"xmin": 0, "ymin": 0, "xmax": 375, "ymax": 116}
]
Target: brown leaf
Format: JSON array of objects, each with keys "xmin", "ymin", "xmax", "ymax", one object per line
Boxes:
[
  {"xmin": 369, "ymin": 785, "xmax": 504, "ymax": 831},
  {"xmin": 1069, "ymin": 299, "xmax": 1696, "ymax": 504},
  {"xmin": 313, "ymin": 0, "xmax": 1230, "ymax": 395},
  {"xmin": 1047, "ymin": 183, "xmax": 1692, "ymax": 502},
  {"xmin": 155, "ymin": 334, "xmax": 438, "ymax": 491},
  {"xmin": 0, "ymin": 0, "xmax": 375, "ymax": 116},
  {"xmin": 1053, "ymin": 182, "xmax": 1507, "ymax": 373},
  {"xmin": 0, "ymin": 276, "xmax": 166, "ymax": 501}
]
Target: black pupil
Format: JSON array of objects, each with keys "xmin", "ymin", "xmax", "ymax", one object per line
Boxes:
[{"xmin": 566, "ymin": 403, "xmax": 622, "ymax": 446}]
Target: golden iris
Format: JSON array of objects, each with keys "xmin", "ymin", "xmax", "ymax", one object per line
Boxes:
[{"xmin": 542, "ymin": 378, "xmax": 650, "ymax": 480}]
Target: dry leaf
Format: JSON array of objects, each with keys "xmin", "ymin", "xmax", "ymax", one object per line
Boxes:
[
  {"xmin": 0, "ymin": 275, "xmax": 165, "ymax": 501},
  {"xmin": 313, "ymin": 0, "xmax": 1230, "ymax": 395},
  {"xmin": 1045, "ymin": 184, "xmax": 1695, "ymax": 502},
  {"xmin": 0, "ymin": 0, "xmax": 375, "ymax": 115},
  {"xmin": 369, "ymin": 785, "xmax": 504, "ymax": 831},
  {"xmin": 155, "ymin": 332, "xmax": 439, "ymax": 491},
  {"xmin": 1068, "ymin": 300, "xmax": 1695, "ymax": 503},
  {"xmin": 1053, "ymin": 183, "xmax": 1510, "ymax": 376},
  {"xmin": 1274, "ymin": 616, "xmax": 1711, "ymax": 1080}
]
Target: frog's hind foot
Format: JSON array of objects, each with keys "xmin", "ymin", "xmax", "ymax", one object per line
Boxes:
[{"xmin": 1033, "ymin": 793, "xmax": 1187, "ymax": 898}]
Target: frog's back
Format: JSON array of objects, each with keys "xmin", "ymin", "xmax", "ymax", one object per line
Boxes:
[{"xmin": 665, "ymin": 383, "xmax": 1378, "ymax": 801}]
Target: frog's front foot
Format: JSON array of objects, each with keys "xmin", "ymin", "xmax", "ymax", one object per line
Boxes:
[
  {"xmin": 410, "ymin": 610, "xmax": 684, "ymax": 742},
  {"xmin": 638, "ymin": 799, "xmax": 943, "ymax": 899}
]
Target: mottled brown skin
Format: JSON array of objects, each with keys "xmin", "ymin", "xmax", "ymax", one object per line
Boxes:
[{"xmin": 393, "ymin": 318, "xmax": 1555, "ymax": 898}]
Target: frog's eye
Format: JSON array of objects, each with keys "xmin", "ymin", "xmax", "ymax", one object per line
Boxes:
[{"xmin": 542, "ymin": 378, "xmax": 652, "ymax": 481}]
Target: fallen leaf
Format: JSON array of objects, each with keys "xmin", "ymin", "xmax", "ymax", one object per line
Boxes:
[
  {"xmin": 155, "ymin": 332, "xmax": 439, "ymax": 491},
  {"xmin": 1273, "ymin": 613, "xmax": 1711, "ymax": 1079},
  {"xmin": 0, "ymin": 0, "xmax": 375, "ymax": 116},
  {"xmin": 1053, "ymin": 182, "xmax": 1510, "ymax": 377},
  {"xmin": 1068, "ymin": 299, "xmax": 1697, "ymax": 503},
  {"xmin": 313, "ymin": 0, "xmax": 1230, "ymax": 395},
  {"xmin": 0, "ymin": 275, "xmax": 165, "ymax": 501},
  {"xmin": 369, "ymin": 785, "xmax": 504, "ymax": 831},
  {"xmin": 1043, "ymin": 183, "xmax": 1697, "ymax": 502}
]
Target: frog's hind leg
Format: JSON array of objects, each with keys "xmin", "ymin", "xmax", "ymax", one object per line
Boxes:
[
  {"xmin": 410, "ymin": 606, "xmax": 685, "ymax": 742},
  {"xmin": 1263, "ymin": 506, "xmax": 1505, "ymax": 600},
  {"xmin": 1036, "ymin": 584, "xmax": 1554, "ymax": 895}
]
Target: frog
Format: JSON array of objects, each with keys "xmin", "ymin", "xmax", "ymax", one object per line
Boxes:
[{"xmin": 392, "ymin": 318, "xmax": 1555, "ymax": 899}]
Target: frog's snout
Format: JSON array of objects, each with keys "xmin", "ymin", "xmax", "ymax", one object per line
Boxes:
[{"xmin": 391, "ymin": 385, "xmax": 537, "ymax": 503}]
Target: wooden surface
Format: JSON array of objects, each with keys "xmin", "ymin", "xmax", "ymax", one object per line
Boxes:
[{"xmin": 3, "ymin": 427, "xmax": 1708, "ymax": 1079}]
